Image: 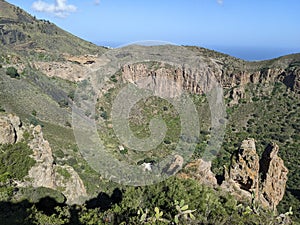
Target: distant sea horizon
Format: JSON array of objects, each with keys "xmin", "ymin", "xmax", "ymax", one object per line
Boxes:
[{"xmin": 95, "ymin": 41, "xmax": 299, "ymax": 62}]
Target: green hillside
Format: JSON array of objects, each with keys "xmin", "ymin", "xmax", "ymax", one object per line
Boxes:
[{"xmin": 0, "ymin": 0, "xmax": 299, "ymax": 224}]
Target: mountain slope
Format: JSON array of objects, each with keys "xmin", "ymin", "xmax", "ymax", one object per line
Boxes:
[{"xmin": 0, "ymin": 0, "xmax": 106, "ymax": 57}]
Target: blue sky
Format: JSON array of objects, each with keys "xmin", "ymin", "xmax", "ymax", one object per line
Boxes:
[{"xmin": 5, "ymin": 0, "xmax": 300, "ymax": 60}]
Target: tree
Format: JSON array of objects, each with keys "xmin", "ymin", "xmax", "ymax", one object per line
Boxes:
[{"xmin": 6, "ymin": 66, "xmax": 19, "ymax": 78}]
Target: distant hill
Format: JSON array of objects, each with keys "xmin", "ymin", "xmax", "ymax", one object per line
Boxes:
[{"xmin": 0, "ymin": 0, "xmax": 106, "ymax": 57}]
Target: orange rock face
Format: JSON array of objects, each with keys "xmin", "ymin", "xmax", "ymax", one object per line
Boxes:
[
  {"xmin": 259, "ymin": 143, "xmax": 289, "ymax": 210},
  {"xmin": 229, "ymin": 138, "xmax": 260, "ymax": 198},
  {"xmin": 223, "ymin": 138, "xmax": 288, "ymax": 210}
]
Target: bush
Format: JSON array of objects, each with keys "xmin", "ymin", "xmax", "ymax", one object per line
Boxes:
[
  {"xmin": 58, "ymin": 99, "xmax": 69, "ymax": 108},
  {"xmin": 6, "ymin": 66, "xmax": 19, "ymax": 78},
  {"xmin": 67, "ymin": 90, "xmax": 75, "ymax": 101},
  {"xmin": 112, "ymin": 177, "xmax": 276, "ymax": 224},
  {"xmin": 0, "ymin": 105, "xmax": 5, "ymax": 112},
  {"xmin": 0, "ymin": 142, "xmax": 35, "ymax": 181},
  {"xmin": 100, "ymin": 111, "xmax": 108, "ymax": 120},
  {"xmin": 29, "ymin": 116, "xmax": 43, "ymax": 127}
]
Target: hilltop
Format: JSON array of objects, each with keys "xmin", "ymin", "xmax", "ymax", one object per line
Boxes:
[{"xmin": 0, "ymin": 0, "xmax": 106, "ymax": 58}]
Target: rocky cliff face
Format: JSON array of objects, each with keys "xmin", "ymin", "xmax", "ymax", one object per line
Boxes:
[
  {"xmin": 121, "ymin": 62, "xmax": 221, "ymax": 95},
  {"xmin": 120, "ymin": 62, "xmax": 299, "ymax": 102},
  {"xmin": 122, "ymin": 61, "xmax": 300, "ymax": 95},
  {"xmin": 280, "ymin": 67, "xmax": 300, "ymax": 94},
  {"xmin": 31, "ymin": 53, "xmax": 101, "ymax": 82},
  {"xmin": 220, "ymin": 68, "xmax": 285, "ymax": 88},
  {"xmin": 221, "ymin": 138, "xmax": 288, "ymax": 210}
]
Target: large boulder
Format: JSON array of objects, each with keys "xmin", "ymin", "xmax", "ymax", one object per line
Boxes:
[
  {"xmin": 178, "ymin": 159, "xmax": 217, "ymax": 187},
  {"xmin": 0, "ymin": 117, "xmax": 16, "ymax": 144},
  {"xmin": 163, "ymin": 154, "xmax": 184, "ymax": 176},
  {"xmin": 0, "ymin": 114, "xmax": 22, "ymax": 144}
]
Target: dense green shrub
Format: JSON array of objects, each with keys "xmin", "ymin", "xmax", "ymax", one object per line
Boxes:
[
  {"xmin": 0, "ymin": 105, "xmax": 5, "ymax": 112},
  {"xmin": 20, "ymin": 187, "xmax": 66, "ymax": 204},
  {"xmin": 0, "ymin": 142, "xmax": 35, "ymax": 181},
  {"xmin": 58, "ymin": 99, "xmax": 69, "ymax": 108},
  {"xmin": 6, "ymin": 66, "xmax": 19, "ymax": 78},
  {"xmin": 112, "ymin": 177, "xmax": 277, "ymax": 224}
]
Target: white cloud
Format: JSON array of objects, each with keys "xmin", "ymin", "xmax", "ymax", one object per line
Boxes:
[
  {"xmin": 217, "ymin": 0, "xmax": 223, "ymax": 5},
  {"xmin": 32, "ymin": 0, "xmax": 77, "ymax": 18},
  {"xmin": 94, "ymin": 0, "xmax": 100, "ymax": 5}
]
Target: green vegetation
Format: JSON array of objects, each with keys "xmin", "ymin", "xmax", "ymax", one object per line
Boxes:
[
  {"xmin": 0, "ymin": 105, "xmax": 5, "ymax": 112},
  {"xmin": 0, "ymin": 142, "xmax": 35, "ymax": 202},
  {"xmin": 0, "ymin": 177, "xmax": 288, "ymax": 225},
  {"xmin": 56, "ymin": 167, "xmax": 71, "ymax": 180},
  {"xmin": 6, "ymin": 66, "xmax": 19, "ymax": 78},
  {"xmin": 19, "ymin": 187, "xmax": 66, "ymax": 204},
  {"xmin": 0, "ymin": 142, "xmax": 35, "ymax": 181}
]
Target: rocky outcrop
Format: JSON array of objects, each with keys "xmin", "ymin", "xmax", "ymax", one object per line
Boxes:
[
  {"xmin": 0, "ymin": 114, "xmax": 23, "ymax": 144},
  {"xmin": 55, "ymin": 165, "xmax": 88, "ymax": 205},
  {"xmin": 223, "ymin": 68, "xmax": 284, "ymax": 87},
  {"xmin": 32, "ymin": 54, "xmax": 105, "ymax": 82},
  {"xmin": 163, "ymin": 154, "xmax": 184, "ymax": 176},
  {"xmin": 28, "ymin": 125, "xmax": 56, "ymax": 189},
  {"xmin": 281, "ymin": 67, "xmax": 300, "ymax": 94},
  {"xmin": 0, "ymin": 116, "xmax": 16, "ymax": 144},
  {"xmin": 227, "ymin": 138, "xmax": 260, "ymax": 198},
  {"xmin": 32, "ymin": 61, "xmax": 90, "ymax": 82},
  {"xmin": 27, "ymin": 125, "xmax": 87, "ymax": 204},
  {"xmin": 221, "ymin": 138, "xmax": 288, "ymax": 210},
  {"xmin": 64, "ymin": 54, "xmax": 97, "ymax": 65},
  {"xmin": 178, "ymin": 159, "xmax": 217, "ymax": 187},
  {"xmin": 176, "ymin": 138, "xmax": 288, "ymax": 210},
  {"xmin": 0, "ymin": 28, "xmax": 26, "ymax": 45},
  {"xmin": 259, "ymin": 143, "xmax": 289, "ymax": 210},
  {"xmin": 228, "ymin": 86, "xmax": 246, "ymax": 106}
]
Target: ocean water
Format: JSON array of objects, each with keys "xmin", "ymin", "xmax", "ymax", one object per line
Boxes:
[{"xmin": 210, "ymin": 46, "xmax": 300, "ymax": 61}]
